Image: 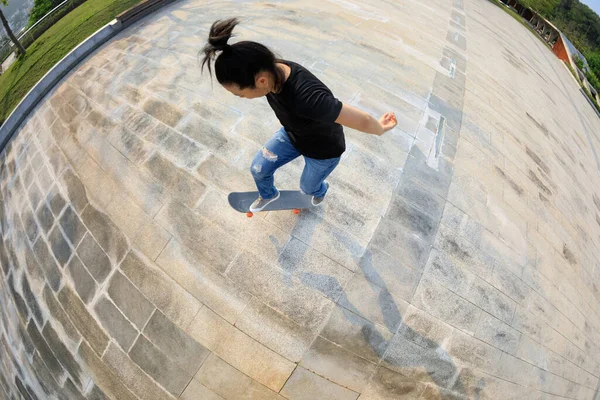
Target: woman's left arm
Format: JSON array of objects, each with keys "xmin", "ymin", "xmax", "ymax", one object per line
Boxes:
[{"xmin": 335, "ymin": 103, "xmax": 397, "ymax": 136}]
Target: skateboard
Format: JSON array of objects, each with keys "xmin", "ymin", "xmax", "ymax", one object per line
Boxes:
[{"xmin": 228, "ymin": 190, "xmax": 315, "ymax": 218}]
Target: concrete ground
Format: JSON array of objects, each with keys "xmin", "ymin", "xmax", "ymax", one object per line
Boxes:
[{"xmin": 1, "ymin": 0, "xmax": 600, "ymax": 399}]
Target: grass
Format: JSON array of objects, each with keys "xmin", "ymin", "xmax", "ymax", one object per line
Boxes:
[{"xmin": 0, "ymin": 0, "xmax": 141, "ymax": 125}]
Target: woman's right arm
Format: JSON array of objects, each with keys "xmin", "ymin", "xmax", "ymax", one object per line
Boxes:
[{"xmin": 335, "ymin": 103, "xmax": 397, "ymax": 136}]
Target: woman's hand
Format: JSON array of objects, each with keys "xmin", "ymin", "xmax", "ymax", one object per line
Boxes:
[{"xmin": 379, "ymin": 112, "xmax": 397, "ymax": 133}]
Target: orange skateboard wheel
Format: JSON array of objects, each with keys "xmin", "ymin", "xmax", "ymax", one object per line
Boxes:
[
  {"xmin": 293, "ymin": 209, "xmax": 300, "ymax": 214},
  {"xmin": 246, "ymin": 212, "xmax": 254, "ymax": 218}
]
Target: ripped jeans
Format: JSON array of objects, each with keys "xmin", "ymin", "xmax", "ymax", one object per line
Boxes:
[{"xmin": 250, "ymin": 127, "xmax": 340, "ymax": 199}]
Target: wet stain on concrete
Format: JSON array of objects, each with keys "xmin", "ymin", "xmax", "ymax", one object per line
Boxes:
[
  {"xmin": 529, "ymin": 169, "xmax": 552, "ymax": 196},
  {"xmin": 494, "ymin": 166, "xmax": 524, "ymax": 196},
  {"xmin": 563, "ymin": 244, "xmax": 577, "ymax": 266},
  {"xmin": 525, "ymin": 147, "xmax": 550, "ymax": 175},
  {"xmin": 593, "ymin": 193, "xmax": 600, "ymax": 212}
]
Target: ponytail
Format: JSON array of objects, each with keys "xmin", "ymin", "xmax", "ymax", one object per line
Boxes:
[
  {"xmin": 200, "ymin": 18, "xmax": 284, "ymax": 92},
  {"xmin": 200, "ymin": 18, "xmax": 239, "ymax": 78}
]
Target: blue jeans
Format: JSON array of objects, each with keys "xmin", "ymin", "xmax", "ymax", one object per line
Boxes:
[{"xmin": 250, "ymin": 127, "xmax": 340, "ymax": 199}]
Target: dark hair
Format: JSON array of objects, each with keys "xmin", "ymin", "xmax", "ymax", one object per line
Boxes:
[{"xmin": 201, "ymin": 18, "xmax": 285, "ymax": 92}]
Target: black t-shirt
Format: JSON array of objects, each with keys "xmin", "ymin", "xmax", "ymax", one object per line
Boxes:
[{"xmin": 266, "ymin": 61, "xmax": 345, "ymax": 159}]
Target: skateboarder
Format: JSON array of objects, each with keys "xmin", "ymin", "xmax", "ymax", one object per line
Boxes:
[{"xmin": 201, "ymin": 18, "xmax": 397, "ymax": 212}]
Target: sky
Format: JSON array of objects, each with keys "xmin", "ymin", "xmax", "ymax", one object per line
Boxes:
[{"xmin": 580, "ymin": 0, "xmax": 600, "ymax": 16}]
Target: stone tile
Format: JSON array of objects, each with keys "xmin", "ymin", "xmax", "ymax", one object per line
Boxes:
[
  {"xmin": 475, "ymin": 313, "xmax": 521, "ymax": 355},
  {"xmin": 196, "ymin": 354, "xmax": 285, "ymax": 400},
  {"xmin": 58, "ymin": 169, "xmax": 89, "ymax": 213},
  {"xmin": 113, "ymin": 102, "xmax": 156, "ymax": 133},
  {"xmin": 59, "ymin": 206, "xmax": 87, "ymax": 247},
  {"xmin": 511, "ymin": 305, "xmax": 544, "ymax": 343},
  {"xmin": 74, "ymin": 157, "xmax": 117, "ymax": 208},
  {"xmin": 196, "ymin": 154, "xmax": 256, "ymax": 193},
  {"xmin": 102, "ymin": 342, "xmax": 173, "ymax": 400},
  {"xmin": 33, "ymin": 237, "xmax": 61, "ymax": 291},
  {"xmin": 301, "ymin": 336, "xmax": 377, "ymax": 393},
  {"xmin": 42, "ymin": 285, "xmax": 80, "ymax": 345},
  {"xmin": 94, "ymin": 296, "xmax": 138, "ymax": 351},
  {"xmin": 434, "ymin": 224, "xmax": 495, "ymax": 281},
  {"xmin": 107, "ymin": 125, "xmax": 152, "ymax": 164},
  {"xmin": 76, "ymin": 233, "xmax": 112, "ymax": 284},
  {"xmin": 120, "ymin": 250, "xmax": 200, "ymax": 328},
  {"xmin": 48, "ymin": 225, "xmax": 72, "ymax": 266},
  {"xmin": 492, "ymin": 352, "xmax": 533, "ymax": 387},
  {"xmin": 21, "ymin": 274, "xmax": 43, "ymax": 325},
  {"xmin": 277, "ymin": 237, "xmax": 354, "ymax": 301},
  {"xmin": 41, "ymin": 322, "xmax": 84, "ymax": 386},
  {"xmin": 385, "ymin": 196, "xmax": 438, "ymax": 244},
  {"xmin": 128, "ymin": 334, "xmax": 192, "ymax": 396},
  {"xmin": 81, "ymin": 205, "xmax": 129, "ymax": 264},
  {"xmin": 357, "ymin": 244, "xmax": 422, "ymax": 303},
  {"xmin": 154, "ymin": 199, "xmax": 237, "ymax": 273},
  {"xmin": 397, "ymin": 177, "xmax": 446, "ymax": 221},
  {"xmin": 36, "ymin": 201, "xmax": 55, "ymax": 234},
  {"xmin": 369, "ymin": 218, "xmax": 431, "ymax": 271},
  {"xmin": 180, "ymin": 379, "xmax": 224, "ymax": 400},
  {"xmin": 397, "ymin": 305, "xmax": 454, "ymax": 351},
  {"xmin": 467, "ymin": 277, "xmax": 516, "ymax": 325},
  {"xmin": 447, "ymin": 330, "xmax": 502, "ymax": 373},
  {"xmin": 156, "ymin": 239, "xmax": 251, "ymax": 324},
  {"xmin": 359, "ymin": 366, "xmax": 428, "ymax": 400},
  {"xmin": 133, "ymin": 218, "xmax": 172, "ymax": 261},
  {"xmin": 177, "ymin": 113, "xmax": 246, "ymax": 161},
  {"xmin": 143, "ymin": 310, "xmax": 209, "ymax": 375},
  {"xmin": 104, "ymin": 194, "xmax": 149, "ymax": 242},
  {"xmin": 62, "ymin": 378, "xmax": 86, "ymax": 400},
  {"xmin": 66, "ymin": 255, "xmax": 96, "ymax": 304},
  {"xmin": 214, "ymin": 323, "xmax": 296, "ymax": 391},
  {"xmin": 239, "ymin": 294, "xmax": 320, "ymax": 361},
  {"xmin": 489, "ymin": 264, "xmax": 530, "ymax": 305},
  {"xmin": 321, "ymin": 304, "xmax": 393, "ymax": 363},
  {"xmin": 411, "ymin": 275, "xmax": 482, "ymax": 335},
  {"xmin": 107, "ymin": 271, "xmax": 154, "ymax": 329},
  {"xmin": 423, "ymin": 247, "xmax": 474, "ymax": 296},
  {"xmin": 58, "ymin": 284, "xmax": 109, "ymax": 355},
  {"xmin": 83, "ymin": 133, "xmax": 167, "ymax": 215},
  {"xmin": 339, "ymin": 274, "xmax": 409, "ymax": 333},
  {"xmin": 228, "ymin": 251, "xmax": 335, "ymax": 331},
  {"xmin": 144, "ymin": 151, "xmax": 207, "ymax": 207},
  {"xmin": 77, "ymin": 341, "xmax": 137, "ymax": 400},
  {"xmin": 281, "ymin": 366, "xmax": 359, "ymax": 400},
  {"xmin": 382, "ymin": 335, "xmax": 459, "ymax": 389},
  {"xmin": 46, "ymin": 185, "xmax": 66, "ymax": 217},
  {"xmin": 148, "ymin": 124, "xmax": 205, "ymax": 170},
  {"xmin": 186, "ymin": 306, "xmax": 237, "ymax": 354},
  {"xmin": 27, "ymin": 320, "xmax": 65, "ymax": 380},
  {"xmin": 143, "ymin": 97, "xmax": 186, "ymax": 127},
  {"xmin": 516, "ymin": 334, "xmax": 549, "ymax": 369}
]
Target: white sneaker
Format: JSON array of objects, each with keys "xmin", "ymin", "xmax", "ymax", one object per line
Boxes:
[{"xmin": 249, "ymin": 190, "xmax": 280, "ymax": 212}]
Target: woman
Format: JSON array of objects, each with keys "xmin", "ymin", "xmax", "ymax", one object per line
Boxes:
[{"xmin": 201, "ymin": 18, "xmax": 397, "ymax": 212}]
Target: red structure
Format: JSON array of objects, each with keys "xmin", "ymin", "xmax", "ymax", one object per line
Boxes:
[{"xmin": 553, "ymin": 35, "xmax": 569, "ymax": 64}]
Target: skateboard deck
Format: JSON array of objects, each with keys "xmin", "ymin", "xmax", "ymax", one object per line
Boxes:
[{"xmin": 228, "ymin": 190, "xmax": 315, "ymax": 217}]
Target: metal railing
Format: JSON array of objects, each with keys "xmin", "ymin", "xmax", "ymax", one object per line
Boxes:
[{"xmin": 0, "ymin": 0, "xmax": 85, "ymax": 67}]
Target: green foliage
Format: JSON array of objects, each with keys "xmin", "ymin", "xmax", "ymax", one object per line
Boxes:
[
  {"xmin": 0, "ymin": 0, "xmax": 140, "ymax": 124},
  {"xmin": 28, "ymin": 0, "xmax": 65, "ymax": 27},
  {"xmin": 518, "ymin": 0, "xmax": 560, "ymax": 17},
  {"xmin": 574, "ymin": 55, "xmax": 584, "ymax": 70},
  {"xmin": 586, "ymin": 70, "xmax": 600, "ymax": 92}
]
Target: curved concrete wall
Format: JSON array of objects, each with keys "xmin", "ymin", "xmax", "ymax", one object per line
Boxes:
[{"xmin": 2, "ymin": 0, "xmax": 600, "ymax": 399}]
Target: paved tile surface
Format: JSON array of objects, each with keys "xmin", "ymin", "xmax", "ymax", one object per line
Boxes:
[{"xmin": 1, "ymin": 0, "xmax": 600, "ymax": 398}]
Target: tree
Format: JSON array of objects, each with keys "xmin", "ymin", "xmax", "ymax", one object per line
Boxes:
[
  {"xmin": 0, "ymin": 0, "xmax": 26, "ymax": 56},
  {"xmin": 28, "ymin": 0, "xmax": 64, "ymax": 27}
]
